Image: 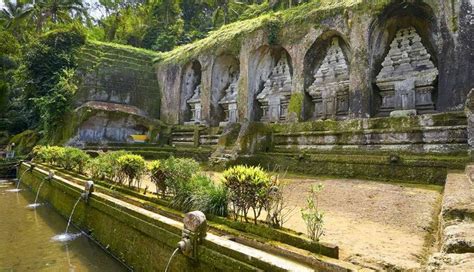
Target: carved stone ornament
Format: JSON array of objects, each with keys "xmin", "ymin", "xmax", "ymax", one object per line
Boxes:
[
  {"xmin": 257, "ymin": 54, "xmax": 292, "ymax": 122},
  {"xmin": 376, "ymin": 27, "xmax": 438, "ymax": 116},
  {"xmin": 186, "ymin": 85, "xmax": 202, "ymax": 124},
  {"xmin": 218, "ymin": 75, "xmax": 239, "ymax": 126},
  {"xmin": 307, "ymin": 38, "xmax": 350, "ymax": 119}
]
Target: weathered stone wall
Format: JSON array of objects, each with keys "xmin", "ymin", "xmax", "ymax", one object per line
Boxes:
[
  {"xmin": 155, "ymin": 0, "xmax": 473, "ymax": 125},
  {"xmin": 75, "ymin": 41, "xmax": 161, "ymax": 118}
]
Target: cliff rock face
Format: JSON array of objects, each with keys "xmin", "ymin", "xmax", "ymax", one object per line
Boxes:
[
  {"xmin": 155, "ymin": 0, "xmax": 473, "ymax": 125},
  {"xmin": 75, "ymin": 41, "xmax": 161, "ymax": 119}
]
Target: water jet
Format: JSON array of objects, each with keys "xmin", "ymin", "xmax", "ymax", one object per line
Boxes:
[
  {"xmin": 26, "ymin": 171, "xmax": 54, "ymax": 209},
  {"xmin": 6, "ymin": 163, "xmax": 35, "ymax": 193},
  {"xmin": 52, "ymin": 181, "xmax": 95, "ymax": 242}
]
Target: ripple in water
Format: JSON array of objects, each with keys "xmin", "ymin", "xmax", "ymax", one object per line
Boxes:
[
  {"xmin": 5, "ymin": 188, "xmax": 22, "ymax": 192},
  {"xmin": 51, "ymin": 233, "xmax": 82, "ymax": 243},
  {"xmin": 26, "ymin": 203, "xmax": 43, "ymax": 209}
]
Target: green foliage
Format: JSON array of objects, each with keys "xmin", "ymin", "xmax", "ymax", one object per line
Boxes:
[
  {"xmin": 62, "ymin": 147, "xmax": 90, "ymax": 173},
  {"xmin": 147, "ymin": 160, "xmax": 167, "ymax": 197},
  {"xmin": 87, "ymin": 150, "xmax": 131, "ymax": 181},
  {"xmin": 17, "ymin": 24, "xmax": 86, "ymax": 136},
  {"xmin": 8, "ymin": 130, "xmax": 40, "ymax": 155},
  {"xmin": 159, "ymin": 156, "xmax": 200, "ymax": 197},
  {"xmin": 301, "ymin": 183, "xmax": 324, "ymax": 242},
  {"xmin": 117, "ymin": 154, "xmax": 146, "ymax": 188},
  {"xmin": 32, "ymin": 145, "xmax": 65, "ymax": 166},
  {"xmin": 288, "ymin": 92, "xmax": 303, "ymax": 121},
  {"xmin": 267, "ymin": 18, "xmax": 281, "ymax": 45},
  {"xmin": 223, "ymin": 165, "xmax": 274, "ymax": 224},
  {"xmin": 32, "ymin": 68, "xmax": 78, "ymax": 135},
  {"xmin": 172, "ymin": 174, "xmax": 228, "ymax": 216}
]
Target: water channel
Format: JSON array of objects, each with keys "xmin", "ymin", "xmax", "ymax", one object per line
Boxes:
[{"xmin": 0, "ymin": 180, "xmax": 128, "ymax": 271}]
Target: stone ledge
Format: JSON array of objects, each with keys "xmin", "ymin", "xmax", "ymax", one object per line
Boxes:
[
  {"xmin": 442, "ymin": 222, "xmax": 474, "ymax": 253},
  {"xmin": 441, "ymin": 171, "xmax": 474, "ymax": 221},
  {"xmin": 427, "ymin": 253, "xmax": 474, "ymax": 271}
]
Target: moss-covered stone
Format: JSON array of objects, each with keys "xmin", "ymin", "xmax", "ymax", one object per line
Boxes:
[
  {"xmin": 230, "ymin": 151, "xmax": 468, "ymax": 185},
  {"xmin": 9, "ymin": 130, "xmax": 40, "ymax": 155}
]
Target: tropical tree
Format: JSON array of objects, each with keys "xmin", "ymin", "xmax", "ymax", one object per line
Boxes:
[
  {"xmin": 0, "ymin": 0, "xmax": 33, "ymax": 38},
  {"xmin": 28, "ymin": 0, "xmax": 88, "ymax": 32}
]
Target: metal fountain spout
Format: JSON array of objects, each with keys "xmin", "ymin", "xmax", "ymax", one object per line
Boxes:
[
  {"xmin": 177, "ymin": 211, "xmax": 207, "ymax": 260},
  {"xmin": 81, "ymin": 180, "xmax": 94, "ymax": 203}
]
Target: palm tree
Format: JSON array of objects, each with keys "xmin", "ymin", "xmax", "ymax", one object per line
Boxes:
[
  {"xmin": 203, "ymin": 0, "xmax": 244, "ymax": 26},
  {"xmin": 30, "ymin": 0, "xmax": 88, "ymax": 32},
  {"xmin": 0, "ymin": 0, "xmax": 32, "ymax": 29}
]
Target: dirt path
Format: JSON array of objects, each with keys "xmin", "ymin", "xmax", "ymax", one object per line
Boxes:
[{"xmin": 280, "ymin": 177, "xmax": 442, "ymax": 270}]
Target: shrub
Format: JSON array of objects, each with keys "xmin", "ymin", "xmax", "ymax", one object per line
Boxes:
[
  {"xmin": 88, "ymin": 150, "xmax": 131, "ymax": 182},
  {"xmin": 117, "ymin": 154, "xmax": 146, "ymax": 188},
  {"xmin": 301, "ymin": 184, "xmax": 324, "ymax": 242},
  {"xmin": 160, "ymin": 157, "xmax": 200, "ymax": 197},
  {"xmin": 147, "ymin": 160, "xmax": 167, "ymax": 197},
  {"xmin": 32, "ymin": 145, "xmax": 65, "ymax": 166},
  {"xmin": 223, "ymin": 165, "xmax": 273, "ymax": 224},
  {"xmin": 62, "ymin": 147, "xmax": 90, "ymax": 173}
]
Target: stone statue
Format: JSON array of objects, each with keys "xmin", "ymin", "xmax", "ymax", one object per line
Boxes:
[
  {"xmin": 218, "ymin": 74, "xmax": 239, "ymax": 126},
  {"xmin": 307, "ymin": 38, "xmax": 350, "ymax": 119},
  {"xmin": 376, "ymin": 27, "xmax": 438, "ymax": 116},
  {"xmin": 257, "ymin": 54, "xmax": 292, "ymax": 122},
  {"xmin": 186, "ymin": 85, "xmax": 202, "ymax": 124}
]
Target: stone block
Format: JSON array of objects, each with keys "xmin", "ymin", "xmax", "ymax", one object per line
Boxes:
[
  {"xmin": 427, "ymin": 253, "xmax": 474, "ymax": 271},
  {"xmin": 443, "ymin": 223, "xmax": 474, "ymax": 253}
]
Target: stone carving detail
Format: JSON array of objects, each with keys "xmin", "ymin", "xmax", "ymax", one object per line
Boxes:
[
  {"xmin": 257, "ymin": 55, "xmax": 292, "ymax": 122},
  {"xmin": 376, "ymin": 27, "xmax": 438, "ymax": 116},
  {"xmin": 186, "ymin": 85, "xmax": 202, "ymax": 124},
  {"xmin": 307, "ymin": 38, "xmax": 350, "ymax": 119},
  {"xmin": 218, "ymin": 75, "xmax": 239, "ymax": 126}
]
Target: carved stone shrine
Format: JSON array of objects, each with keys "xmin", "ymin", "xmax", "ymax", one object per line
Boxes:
[
  {"xmin": 307, "ymin": 38, "xmax": 350, "ymax": 119},
  {"xmin": 186, "ymin": 85, "xmax": 202, "ymax": 124},
  {"xmin": 218, "ymin": 75, "xmax": 239, "ymax": 126},
  {"xmin": 376, "ymin": 27, "xmax": 438, "ymax": 116},
  {"xmin": 257, "ymin": 55, "xmax": 292, "ymax": 122}
]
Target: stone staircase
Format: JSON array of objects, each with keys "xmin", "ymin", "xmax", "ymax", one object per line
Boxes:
[{"xmin": 427, "ymin": 164, "xmax": 474, "ymax": 270}]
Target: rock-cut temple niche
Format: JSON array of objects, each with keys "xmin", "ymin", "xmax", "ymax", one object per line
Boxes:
[
  {"xmin": 375, "ymin": 27, "xmax": 438, "ymax": 116},
  {"xmin": 218, "ymin": 74, "xmax": 238, "ymax": 126},
  {"xmin": 211, "ymin": 55, "xmax": 240, "ymax": 126},
  {"xmin": 307, "ymin": 38, "xmax": 350, "ymax": 119},
  {"xmin": 181, "ymin": 60, "xmax": 202, "ymax": 125},
  {"xmin": 187, "ymin": 85, "xmax": 202, "ymax": 124},
  {"xmin": 256, "ymin": 54, "xmax": 292, "ymax": 122}
]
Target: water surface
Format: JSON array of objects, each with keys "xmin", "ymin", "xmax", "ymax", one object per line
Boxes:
[{"xmin": 0, "ymin": 180, "xmax": 128, "ymax": 271}]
